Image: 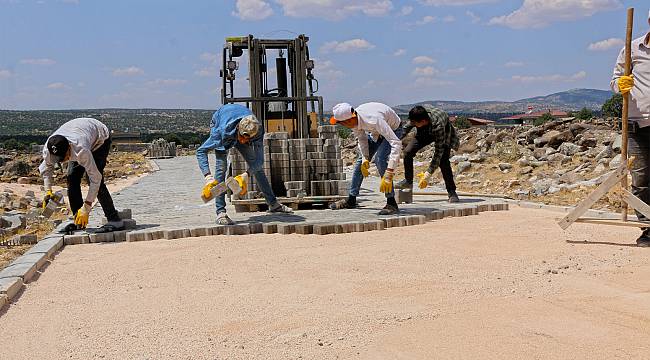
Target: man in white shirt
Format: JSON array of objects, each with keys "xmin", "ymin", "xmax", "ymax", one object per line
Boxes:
[
  {"xmin": 329, "ymin": 102, "xmax": 403, "ymax": 215},
  {"xmin": 40, "ymin": 118, "xmax": 122, "ymax": 232},
  {"xmin": 611, "ymin": 10, "xmax": 650, "ymax": 247}
]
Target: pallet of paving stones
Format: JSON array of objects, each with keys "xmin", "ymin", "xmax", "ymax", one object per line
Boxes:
[{"xmin": 231, "ymin": 195, "xmax": 348, "ymax": 212}]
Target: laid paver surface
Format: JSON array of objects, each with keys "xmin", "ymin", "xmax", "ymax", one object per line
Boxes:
[
  {"xmin": 89, "ymin": 156, "xmax": 502, "ymax": 229},
  {"xmin": 1, "ymin": 207, "xmax": 649, "ymax": 359}
]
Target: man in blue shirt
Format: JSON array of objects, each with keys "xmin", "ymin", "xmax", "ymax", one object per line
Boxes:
[{"xmin": 196, "ymin": 104, "xmax": 292, "ymax": 225}]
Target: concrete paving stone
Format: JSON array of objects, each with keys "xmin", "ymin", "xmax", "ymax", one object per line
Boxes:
[
  {"xmin": 277, "ymin": 223, "xmax": 295, "ymax": 235},
  {"xmin": 353, "ymin": 222, "xmax": 366, "ymax": 232},
  {"xmin": 224, "ymin": 224, "xmax": 250, "ymax": 236},
  {"xmin": 443, "ymin": 209, "xmax": 456, "ymax": 218},
  {"xmin": 182, "ymin": 229, "xmax": 192, "ymax": 238},
  {"xmin": 477, "ymin": 204, "xmax": 490, "ymax": 212},
  {"xmin": 189, "ymin": 227, "xmax": 210, "ymax": 237},
  {"xmin": 262, "ymin": 223, "xmax": 277, "ymax": 234},
  {"xmin": 118, "ymin": 209, "xmax": 132, "ymax": 220},
  {"xmin": 431, "ymin": 210, "xmax": 444, "ymax": 220},
  {"xmin": 126, "ymin": 232, "xmax": 146, "ymax": 242},
  {"xmin": 89, "ymin": 232, "xmax": 115, "ymax": 243},
  {"xmin": 27, "ymin": 236, "xmax": 63, "ymax": 258},
  {"xmin": 0, "ymin": 277, "xmax": 23, "ymax": 300},
  {"xmin": 12, "ymin": 252, "xmax": 48, "ymax": 271},
  {"xmin": 0, "ymin": 262, "xmax": 37, "ymax": 283},
  {"xmin": 163, "ymin": 229, "xmax": 185, "ymax": 240},
  {"xmin": 123, "ymin": 219, "xmax": 137, "ymax": 230},
  {"xmin": 294, "ymin": 223, "xmax": 313, "ymax": 235},
  {"xmin": 0, "ymin": 294, "xmax": 6, "ymax": 311},
  {"xmin": 113, "ymin": 231, "xmax": 128, "ymax": 242},
  {"xmin": 64, "ymin": 234, "xmax": 89, "ymax": 246},
  {"xmin": 313, "ymin": 224, "xmax": 335, "ymax": 235},
  {"xmin": 414, "ymin": 215, "xmax": 427, "ymax": 225},
  {"xmin": 398, "ymin": 217, "xmax": 409, "ymax": 227},
  {"xmin": 144, "ymin": 230, "xmax": 165, "ymax": 241},
  {"xmin": 209, "ymin": 226, "xmax": 225, "ymax": 236},
  {"xmin": 248, "ymin": 222, "xmax": 264, "ymax": 234},
  {"xmin": 363, "ymin": 221, "xmax": 378, "ymax": 231}
]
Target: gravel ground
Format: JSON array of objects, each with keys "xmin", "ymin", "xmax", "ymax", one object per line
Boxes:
[{"xmin": 1, "ymin": 207, "xmax": 649, "ymax": 359}]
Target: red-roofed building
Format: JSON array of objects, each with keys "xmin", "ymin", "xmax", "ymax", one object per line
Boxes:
[{"xmin": 450, "ymin": 116, "xmax": 496, "ymax": 128}]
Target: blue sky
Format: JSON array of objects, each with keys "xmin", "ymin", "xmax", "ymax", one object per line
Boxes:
[{"xmin": 0, "ymin": 0, "xmax": 648, "ymax": 110}]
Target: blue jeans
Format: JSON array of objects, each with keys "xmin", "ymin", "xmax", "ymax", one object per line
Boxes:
[
  {"xmin": 349, "ymin": 127, "xmax": 403, "ymax": 200},
  {"xmin": 213, "ymin": 142, "xmax": 277, "ymax": 214}
]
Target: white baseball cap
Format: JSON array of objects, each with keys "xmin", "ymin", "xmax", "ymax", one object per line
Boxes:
[
  {"xmin": 239, "ymin": 114, "xmax": 260, "ymax": 137},
  {"xmin": 330, "ymin": 103, "xmax": 354, "ymax": 124}
]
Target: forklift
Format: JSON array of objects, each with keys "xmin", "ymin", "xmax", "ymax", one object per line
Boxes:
[{"xmin": 220, "ymin": 34, "xmax": 324, "ymax": 138}]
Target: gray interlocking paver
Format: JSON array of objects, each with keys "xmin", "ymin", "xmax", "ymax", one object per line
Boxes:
[{"xmin": 86, "ymin": 156, "xmax": 506, "ymax": 233}]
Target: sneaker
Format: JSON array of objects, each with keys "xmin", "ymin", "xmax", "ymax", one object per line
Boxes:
[
  {"xmin": 395, "ymin": 179, "xmax": 413, "ymax": 189},
  {"xmin": 378, "ymin": 204, "xmax": 399, "ymax": 215},
  {"xmin": 268, "ymin": 203, "xmax": 293, "ymax": 214},
  {"xmin": 448, "ymin": 192, "xmax": 460, "ymax": 203},
  {"xmin": 216, "ymin": 213, "xmax": 235, "ymax": 225},
  {"xmin": 329, "ymin": 199, "xmax": 356, "ymax": 210}
]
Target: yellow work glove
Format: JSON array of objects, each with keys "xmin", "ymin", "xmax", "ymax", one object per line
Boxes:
[
  {"xmin": 74, "ymin": 203, "xmax": 91, "ymax": 229},
  {"xmin": 360, "ymin": 158, "xmax": 370, "ymax": 177},
  {"xmin": 42, "ymin": 189, "xmax": 54, "ymax": 210},
  {"xmin": 202, "ymin": 174, "xmax": 218, "ymax": 199},
  {"xmin": 379, "ymin": 170, "xmax": 394, "ymax": 194},
  {"xmin": 618, "ymin": 75, "xmax": 634, "ymax": 95},
  {"xmin": 234, "ymin": 173, "xmax": 248, "ymax": 196},
  {"xmin": 416, "ymin": 171, "xmax": 431, "ymax": 190}
]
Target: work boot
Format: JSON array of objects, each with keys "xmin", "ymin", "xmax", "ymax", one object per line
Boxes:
[
  {"xmin": 395, "ymin": 179, "xmax": 413, "ymax": 190},
  {"xmin": 330, "ymin": 197, "xmax": 356, "ymax": 210},
  {"xmin": 216, "ymin": 213, "xmax": 235, "ymax": 225},
  {"xmin": 448, "ymin": 191, "xmax": 460, "ymax": 203},
  {"xmin": 637, "ymin": 228, "xmax": 650, "ymax": 247},
  {"xmin": 268, "ymin": 203, "xmax": 293, "ymax": 214},
  {"xmin": 378, "ymin": 203, "xmax": 399, "ymax": 215}
]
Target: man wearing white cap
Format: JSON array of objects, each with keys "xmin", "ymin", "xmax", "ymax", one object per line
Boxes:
[
  {"xmin": 611, "ymin": 9, "xmax": 650, "ymax": 247},
  {"xmin": 196, "ymin": 104, "xmax": 292, "ymax": 225},
  {"xmin": 329, "ymin": 102, "xmax": 403, "ymax": 215}
]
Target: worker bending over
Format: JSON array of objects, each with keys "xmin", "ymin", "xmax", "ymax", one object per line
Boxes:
[
  {"xmin": 39, "ymin": 118, "xmax": 123, "ymax": 232},
  {"xmin": 329, "ymin": 102, "xmax": 403, "ymax": 215},
  {"xmin": 396, "ymin": 105, "xmax": 460, "ymax": 203},
  {"xmin": 196, "ymin": 104, "xmax": 292, "ymax": 225},
  {"xmin": 611, "ymin": 9, "xmax": 650, "ymax": 247}
]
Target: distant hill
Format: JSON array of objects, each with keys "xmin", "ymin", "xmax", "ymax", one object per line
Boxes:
[{"xmin": 394, "ymin": 88, "xmax": 613, "ymax": 115}]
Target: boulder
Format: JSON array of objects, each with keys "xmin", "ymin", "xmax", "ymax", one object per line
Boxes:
[
  {"xmin": 533, "ymin": 148, "xmax": 547, "ymax": 160},
  {"xmin": 609, "ymin": 154, "xmax": 622, "ymax": 169},
  {"xmin": 450, "ymin": 155, "xmax": 469, "ymax": 164},
  {"xmin": 498, "ymin": 163, "xmax": 513, "ymax": 171},
  {"xmin": 457, "ymin": 161, "xmax": 472, "ymax": 174},
  {"xmin": 558, "ymin": 142, "xmax": 582, "ymax": 156},
  {"xmin": 547, "ymin": 153, "xmax": 571, "ymax": 165},
  {"xmin": 2, "ymin": 160, "xmax": 31, "ymax": 177},
  {"xmin": 519, "ymin": 166, "xmax": 534, "ymax": 175}
]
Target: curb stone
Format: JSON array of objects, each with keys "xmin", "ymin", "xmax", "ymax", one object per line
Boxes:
[
  {"xmin": 0, "ymin": 277, "xmax": 23, "ymax": 301},
  {"xmin": 0, "ymin": 262, "xmax": 38, "ymax": 283}
]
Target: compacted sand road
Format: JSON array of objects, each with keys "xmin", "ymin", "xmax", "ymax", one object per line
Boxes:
[{"xmin": 1, "ymin": 207, "xmax": 649, "ymax": 359}]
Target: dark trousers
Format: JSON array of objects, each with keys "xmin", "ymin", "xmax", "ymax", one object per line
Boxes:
[
  {"xmin": 67, "ymin": 138, "xmax": 120, "ymax": 221},
  {"xmin": 629, "ymin": 125, "xmax": 650, "ymax": 222},
  {"xmin": 403, "ymin": 136, "xmax": 456, "ymax": 194}
]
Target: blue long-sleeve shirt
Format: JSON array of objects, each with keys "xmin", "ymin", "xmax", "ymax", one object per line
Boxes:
[{"xmin": 196, "ymin": 104, "xmax": 263, "ymax": 176}]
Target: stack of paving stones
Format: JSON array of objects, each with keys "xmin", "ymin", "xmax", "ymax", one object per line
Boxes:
[
  {"xmin": 0, "ymin": 202, "xmax": 509, "ymax": 312},
  {"xmin": 147, "ymin": 138, "xmax": 177, "ymax": 159},
  {"xmin": 228, "ymin": 127, "xmax": 348, "ymax": 200}
]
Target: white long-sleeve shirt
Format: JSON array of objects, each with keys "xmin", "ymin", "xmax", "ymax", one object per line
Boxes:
[
  {"xmin": 39, "ymin": 118, "xmax": 110, "ymax": 204},
  {"xmin": 611, "ymin": 33, "xmax": 650, "ymax": 126},
  {"xmin": 353, "ymin": 102, "xmax": 402, "ymax": 170}
]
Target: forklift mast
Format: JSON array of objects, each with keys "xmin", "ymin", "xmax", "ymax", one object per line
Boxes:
[{"xmin": 220, "ymin": 34, "xmax": 324, "ymax": 138}]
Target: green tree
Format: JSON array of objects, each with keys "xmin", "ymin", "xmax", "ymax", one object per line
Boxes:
[
  {"xmin": 534, "ymin": 112, "xmax": 555, "ymax": 126},
  {"xmin": 576, "ymin": 107, "xmax": 593, "ymax": 120},
  {"xmin": 601, "ymin": 93, "xmax": 623, "ymax": 118},
  {"xmin": 454, "ymin": 116, "xmax": 471, "ymax": 129}
]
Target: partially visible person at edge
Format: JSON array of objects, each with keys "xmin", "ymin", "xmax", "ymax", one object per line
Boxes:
[
  {"xmin": 395, "ymin": 105, "xmax": 460, "ymax": 203},
  {"xmin": 196, "ymin": 104, "xmax": 293, "ymax": 225},
  {"xmin": 39, "ymin": 118, "xmax": 123, "ymax": 233},
  {"xmin": 328, "ymin": 102, "xmax": 403, "ymax": 215},
  {"xmin": 611, "ymin": 9, "xmax": 650, "ymax": 247}
]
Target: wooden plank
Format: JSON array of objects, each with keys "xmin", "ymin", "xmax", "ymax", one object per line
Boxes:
[
  {"xmin": 621, "ymin": 7, "xmax": 634, "ymax": 221},
  {"xmin": 622, "ymin": 189, "xmax": 650, "ymax": 220},
  {"xmin": 558, "ymin": 165, "xmax": 627, "ymax": 230},
  {"xmin": 574, "ymin": 218, "xmax": 649, "ymax": 228}
]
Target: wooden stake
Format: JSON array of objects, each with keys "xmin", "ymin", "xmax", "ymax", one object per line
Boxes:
[{"xmin": 621, "ymin": 7, "xmax": 634, "ymax": 221}]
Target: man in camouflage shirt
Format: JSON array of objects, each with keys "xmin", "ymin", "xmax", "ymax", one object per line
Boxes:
[{"xmin": 396, "ymin": 105, "xmax": 461, "ymax": 203}]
